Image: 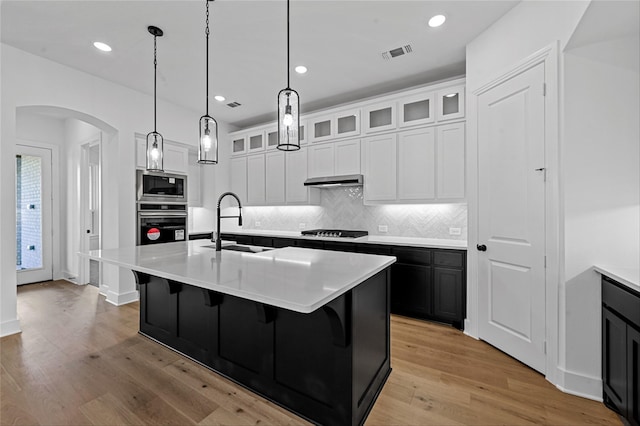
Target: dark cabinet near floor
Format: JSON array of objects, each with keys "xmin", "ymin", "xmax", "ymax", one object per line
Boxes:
[
  {"xmin": 602, "ymin": 275, "xmax": 640, "ymax": 426},
  {"xmin": 220, "ymin": 232, "xmax": 467, "ymax": 329}
]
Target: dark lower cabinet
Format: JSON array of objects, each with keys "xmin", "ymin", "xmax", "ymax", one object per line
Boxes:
[
  {"xmin": 219, "ymin": 232, "xmax": 467, "ymax": 329},
  {"xmin": 602, "ymin": 275, "xmax": 640, "ymax": 426},
  {"xmin": 134, "ymin": 270, "xmax": 391, "ymax": 426}
]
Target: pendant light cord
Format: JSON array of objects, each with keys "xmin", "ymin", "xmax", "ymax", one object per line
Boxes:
[
  {"xmin": 205, "ymin": 0, "xmax": 210, "ymax": 115},
  {"xmin": 286, "ymin": 0, "xmax": 290, "ymax": 89},
  {"xmin": 153, "ymin": 33, "xmax": 158, "ymax": 132}
]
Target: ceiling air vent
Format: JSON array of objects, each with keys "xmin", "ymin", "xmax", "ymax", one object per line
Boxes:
[
  {"xmin": 381, "ymin": 44, "xmax": 414, "ymax": 61},
  {"xmin": 226, "ymin": 101, "xmax": 241, "ymax": 108}
]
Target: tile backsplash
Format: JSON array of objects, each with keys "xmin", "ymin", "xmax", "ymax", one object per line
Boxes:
[{"xmin": 234, "ymin": 187, "xmax": 467, "ymax": 240}]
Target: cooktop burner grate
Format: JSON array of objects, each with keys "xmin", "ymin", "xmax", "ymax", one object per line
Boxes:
[{"xmin": 301, "ymin": 229, "xmax": 369, "ymax": 238}]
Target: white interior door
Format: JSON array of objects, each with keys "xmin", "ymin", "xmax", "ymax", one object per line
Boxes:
[
  {"xmin": 79, "ymin": 136, "xmax": 101, "ymax": 286},
  {"xmin": 16, "ymin": 144, "xmax": 53, "ymax": 285},
  {"xmin": 477, "ymin": 62, "xmax": 546, "ymax": 373}
]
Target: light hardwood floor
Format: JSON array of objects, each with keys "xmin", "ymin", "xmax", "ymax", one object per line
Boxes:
[{"xmin": 1, "ymin": 280, "xmax": 620, "ymax": 425}]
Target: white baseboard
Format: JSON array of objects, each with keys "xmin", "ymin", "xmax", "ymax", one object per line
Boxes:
[
  {"xmin": 106, "ymin": 290, "xmax": 139, "ymax": 306},
  {"xmin": 0, "ymin": 319, "xmax": 22, "ymax": 337},
  {"xmin": 555, "ymin": 367, "xmax": 602, "ymax": 401},
  {"xmin": 99, "ymin": 284, "xmax": 109, "ymax": 297}
]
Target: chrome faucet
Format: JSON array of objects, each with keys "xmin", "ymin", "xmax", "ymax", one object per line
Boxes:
[{"xmin": 214, "ymin": 191, "xmax": 243, "ymax": 251}]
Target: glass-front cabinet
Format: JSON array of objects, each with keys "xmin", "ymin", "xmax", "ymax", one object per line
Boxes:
[
  {"xmin": 309, "ymin": 115, "xmax": 333, "ymax": 143},
  {"xmin": 247, "ymin": 130, "xmax": 265, "ymax": 153},
  {"xmin": 399, "ymin": 92, "xmax": 435, "ymax": 128},
  {"xmin": 266, "ymin": 127, "xmax": 278, "ymax": 150},
  {"xmin": 363, "ymin": 102, "xmax": 397, "ymax": 133},
  {"xmin": 436, "ymin": 85, "xmax": 465, "ymax": 121},
  {"xmin": 231, "ymin": 135, "xmax": 247, "ymax": 156},
  {"xmin": 335, "ymin": 108, "xmax": 360, "ymax": 139}
]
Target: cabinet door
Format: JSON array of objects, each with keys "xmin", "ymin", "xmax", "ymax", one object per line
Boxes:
[
  {"xmin": 308, "ymin": 143, "xmax": 335, "ymax": 178},
  {"xmin": 398, "ymin": 127, "xmax": 435, "ymax": 201},
  {"xmin": 265, "ymin": 151, "xmax": 285, "ymax": 205},
  {"xmin": 136, "ymin": 136, "xmax": 146, "ymax": 169},
  {"xmin": 231, "ymin": 135, "xmax": 247, "ymax": 156},
  {"xmin": 266, "ymin": 127, "xmax": 279, "ymax": 150},
  {"xmin": 390, "ymin": 263, "xmax": 431, "ymax": 315},
  {"xmin": 399, "ymin": 92, "xmax": 435, "ymax": 128},
  {"xmin": 309, "ymin": 115, "xmax": 334, "ymax": 143},
  {"xmin": 334, "ymin": 139, "xmax": 361, "ymax": 175},
  {"xmin": 164, "ymin": 143, "xmax": 189, "ymax": 174},
  {"xmin": 247, "ymin": 130, "xmax": 266, "ymax": 153},
  {"xmin": 299, "ymin": 121, "xmax": 308, "ymax": 145},
  {"xmin": 437, "ymin": 123, "xmax": 465, "ymax": 200},
  {"xmin": 603, "ymin": 308, "xmax": 628, "ymax": 413},
  {"xmin": 247, "ymin": 154, "xmax": 266, "ymax": 205},
  {"xmin": 286, "ymin": 148, "xmax": 312, "ymax": 204},
  {"xmin": 433, "ymin": 267, "xmax": 463, "ymax": 323},
  {"xmin": 362, "ymin": 134, "xmax": 397, "ymax": 202},
  {"xmin": 436, "ymin": 85, "xmax": 465, "ymax": 121},
  {"xmin": 230, "ymin": 156, "xmax": 247, "ymax": 205},
  {"xmin": 363, "ymin": 102, "xmax": 397, "ymax": 133},
  {"xmin": 188, "ymin": 151, "xmax": 202, "ymax": 207},
  {"xmin": 628, "ymin": 325, "xmax": 640, "ymax": 425},
  {"xmin": 335, "ymin": 108, "xmax": 360, "ymax": 139}
]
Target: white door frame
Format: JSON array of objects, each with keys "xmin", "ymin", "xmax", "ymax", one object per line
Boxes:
[
  {"xmin": 78, "ymin": 135, "xmax": 102, "ymax": 286},
  {"xmin": 15, "ymin": 144, "xmax": 53, "ymax": 284},
  {"xmin": 467, "ymin": 42, "xmax": 561, "ymax": 384}
]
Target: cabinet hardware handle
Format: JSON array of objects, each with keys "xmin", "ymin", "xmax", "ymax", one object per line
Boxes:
[{"xmin": 477, "ymin": 244, "xmax": 487, "ymax": 251}]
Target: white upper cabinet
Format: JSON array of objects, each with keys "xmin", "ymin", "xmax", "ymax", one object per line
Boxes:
[
  {"xmin": 334, "ymin": 139, "xmax": 361, "ymax": 175},
  {"xmin": 135, "ymin": 136, "xmax": 188, "ymax": 175},
  {"xmin": 335, "ymin": 108, "xmax": 361, "ymax": 139},
  {"xmin": 285, "ymin": 148, "xmax": 319, "ymax": 205},
  {"xmin": 299, "ymin": 120, "xmax": 308, "ymax": 145},
  {"xmin": 436, "ymin": 122, "xmax": 465, "ymax": 199},
  {"xmin": 265, "ymin": 151, "xmax": 285, "ymax": 204},
  {"xmin": 363, "ymin": 102, "xmax": 397, "ymax": 134},
  {"xmin": 309, "ymin": 115, "xmax": 334, "ymax": 143},
  {"xmin": 188, "ymin": 151, "xmax": 202, "ymax": 207},
  {"xmin": 308, "ymin": 143, "xmax": 335, "ymax": 178},
  {"xmin": 362, "ymin": 134, "xmax": 397, "ymax": 202},
  {"xmin": 436, "ymin": 84, "xmax": 465, "ymax": 121},
  {"xmin": 266, "ymin": 127, "xmax": 279, "ymax": 151},
  {"xmin": 397, "ymin": 127, "xmax": 435, "ymax": 201},
  {"xmin": 247, "ymin": 130, "xmax": 266, "ymax": 153},
  {"xmin": 399, "ymin": 92, "xmax": 435, "ymax": 128},
  {"xmin": 230, "ymin": 156, "xmax": 248, "ymax": 205},
  {"xmin": 247, "ymin": 154, "xmax": 266, "ymax": 205},
  {"xmin": 231, "ymin": 134, "xmax": 247, "ymax": 156}
]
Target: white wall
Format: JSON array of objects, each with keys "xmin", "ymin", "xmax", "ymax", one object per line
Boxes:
[
  {"xmin": 563, "ymin": 34, "xmax": 640, "ymax": 381},
  {"xmin": 465, "ymin": 0, "xmax": 591, "ymax": 397},
  {"xmin": 1, "ymin": 44, "xmax": 230, "ymax": 336}
]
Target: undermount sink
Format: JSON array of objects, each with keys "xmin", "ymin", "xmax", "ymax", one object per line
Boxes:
[{"xmin": 203, "ymin": 243, "xmax": 274, "ymax": 253}]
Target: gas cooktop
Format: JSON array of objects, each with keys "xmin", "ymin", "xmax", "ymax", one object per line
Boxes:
[{"xmin": 301, "ymin": 229, "xmax": 369, "ymax": 238}]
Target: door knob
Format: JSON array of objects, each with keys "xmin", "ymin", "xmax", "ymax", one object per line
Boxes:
[{"xmin": 477, "ymin": 244, "xmax": 487, "ymax": 251}]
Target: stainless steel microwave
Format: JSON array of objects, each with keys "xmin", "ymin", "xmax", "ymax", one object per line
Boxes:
[{"xmin": 136, "ymin": 170, "xmax": 188, "ymax": 203}]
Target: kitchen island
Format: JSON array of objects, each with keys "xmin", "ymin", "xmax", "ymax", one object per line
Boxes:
[{"xmin": 86, "ymin": 240, "xmax": 395, "ymax": 425}]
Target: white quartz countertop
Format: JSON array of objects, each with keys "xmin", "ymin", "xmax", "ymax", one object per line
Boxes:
[
  {"xmin": 594, "ymin": 265, "xmax": 640, "ymax": 293},
  {"xmin": 85, "ymin": 240, "xmax": 396, "ymax": 313},
  {"xmin": 217, "ymin": 229, "xmax": 467, "ymax": 250}
]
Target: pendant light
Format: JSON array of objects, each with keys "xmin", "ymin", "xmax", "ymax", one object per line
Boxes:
[
  {"xmin": 277, "ymin": 0, "xmax": 300, "ymax": 151},
  {"xmin": 146, "ymin": 25, "xmax": 164, "ymax": 171},
  {"xmin": 198, "ymin": 0, "xmax": 218, "ymax": 164}
]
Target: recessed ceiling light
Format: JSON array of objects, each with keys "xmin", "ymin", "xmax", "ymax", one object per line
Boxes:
[
  {"xmin": 93, "ymin": 41, "xmax": 112, "ymax": 52},
  {"xmin": 295, "ymin": 65, "xmax": 308, "ymax": 74},
  {"xmin": 214, "ymin": 95, "xmax": 226, "ymax": 102},
  {"xmin": 428, "ymin": 14, "xmax": 446, "ymax": 28}
]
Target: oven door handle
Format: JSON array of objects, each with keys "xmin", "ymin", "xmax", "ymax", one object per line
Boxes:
[{"xmin": 138, "ymin": 211, "xmax": 188, "ymax": 218}]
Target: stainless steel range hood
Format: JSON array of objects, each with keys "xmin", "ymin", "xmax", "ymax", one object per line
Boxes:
[{"xmin": 303, "ymin": 174, "xmax": 363, "ymax": 188}]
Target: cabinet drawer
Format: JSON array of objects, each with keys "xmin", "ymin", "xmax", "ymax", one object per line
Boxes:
[
  {"xmin": 392, "ymin": 247, "xmax": 431, "ymax": 266},
  {"xmin": 272, "ymin": 238, "xmax": 296, "ymax": 248},
  {"xmin": 433, "ymin": 250, "xmax": 465, "ymax": 268},
  {"xmin": 356, "ymin": 244, "xmax": 392, "ymax": 256},
  {"xmin": 603, "ymin": 277, "xmax": 640, "ymax": 326}
]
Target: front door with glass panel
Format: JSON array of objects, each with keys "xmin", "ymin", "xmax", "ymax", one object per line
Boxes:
[{"xmin": 16, "ymin": 145, "xmax": 53, "ymax": 284}]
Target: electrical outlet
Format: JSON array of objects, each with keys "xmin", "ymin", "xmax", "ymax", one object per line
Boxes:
[
  {"xmin": 255, "ymin": 221, "xmax": 261, "ymax": 228},
  {"xmin": 299, "ymin": 223, "xmax": 306, "ymax": 230},
  {"xmin": 378, "ymin": 225, "xmax": 388, "ymax": 233},
  {"xmin": 449, "ymin": 227, "xmax": 461, "ymax": 236}
]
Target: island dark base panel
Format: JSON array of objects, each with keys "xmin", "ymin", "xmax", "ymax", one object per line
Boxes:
[{"xmin": 134, "ymin": 270, "xmax": 391, "ymax": 426}]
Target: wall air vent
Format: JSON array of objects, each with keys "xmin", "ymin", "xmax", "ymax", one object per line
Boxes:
[
  {"xmin": 381, "ymin": 44, "xmax": 414, "ymax": 61},
  {"xmin": 226, "ymin": 102, "xmax": 242, "ymax": 108}
]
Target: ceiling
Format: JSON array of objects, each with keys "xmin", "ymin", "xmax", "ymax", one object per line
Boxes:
[{"xmin": 1, "ymin": 0, "xmax": 518, "ymax": 128}]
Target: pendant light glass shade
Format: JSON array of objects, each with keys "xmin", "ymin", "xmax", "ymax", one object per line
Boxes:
[
  {"xmin": 146, "ymin": 25, "xmax": 164, "ymax": 171},
  {"xmin": 277, "ymin": 88, "xmax": 300, "ymax": 151},
  {"xmin": 277, "ymin": 0, "xmax": 300, "ymax": 151},
  {"xmin": 146, "ymin": 131, "xmax": 164, "ymax": 171},
  {"xmin": 198, "ymin": 115, "xmax": 218, "ymax": 163},
  {"xmin": 198, "ymin": 0, "xmax": 219, "ymax": 164}
]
